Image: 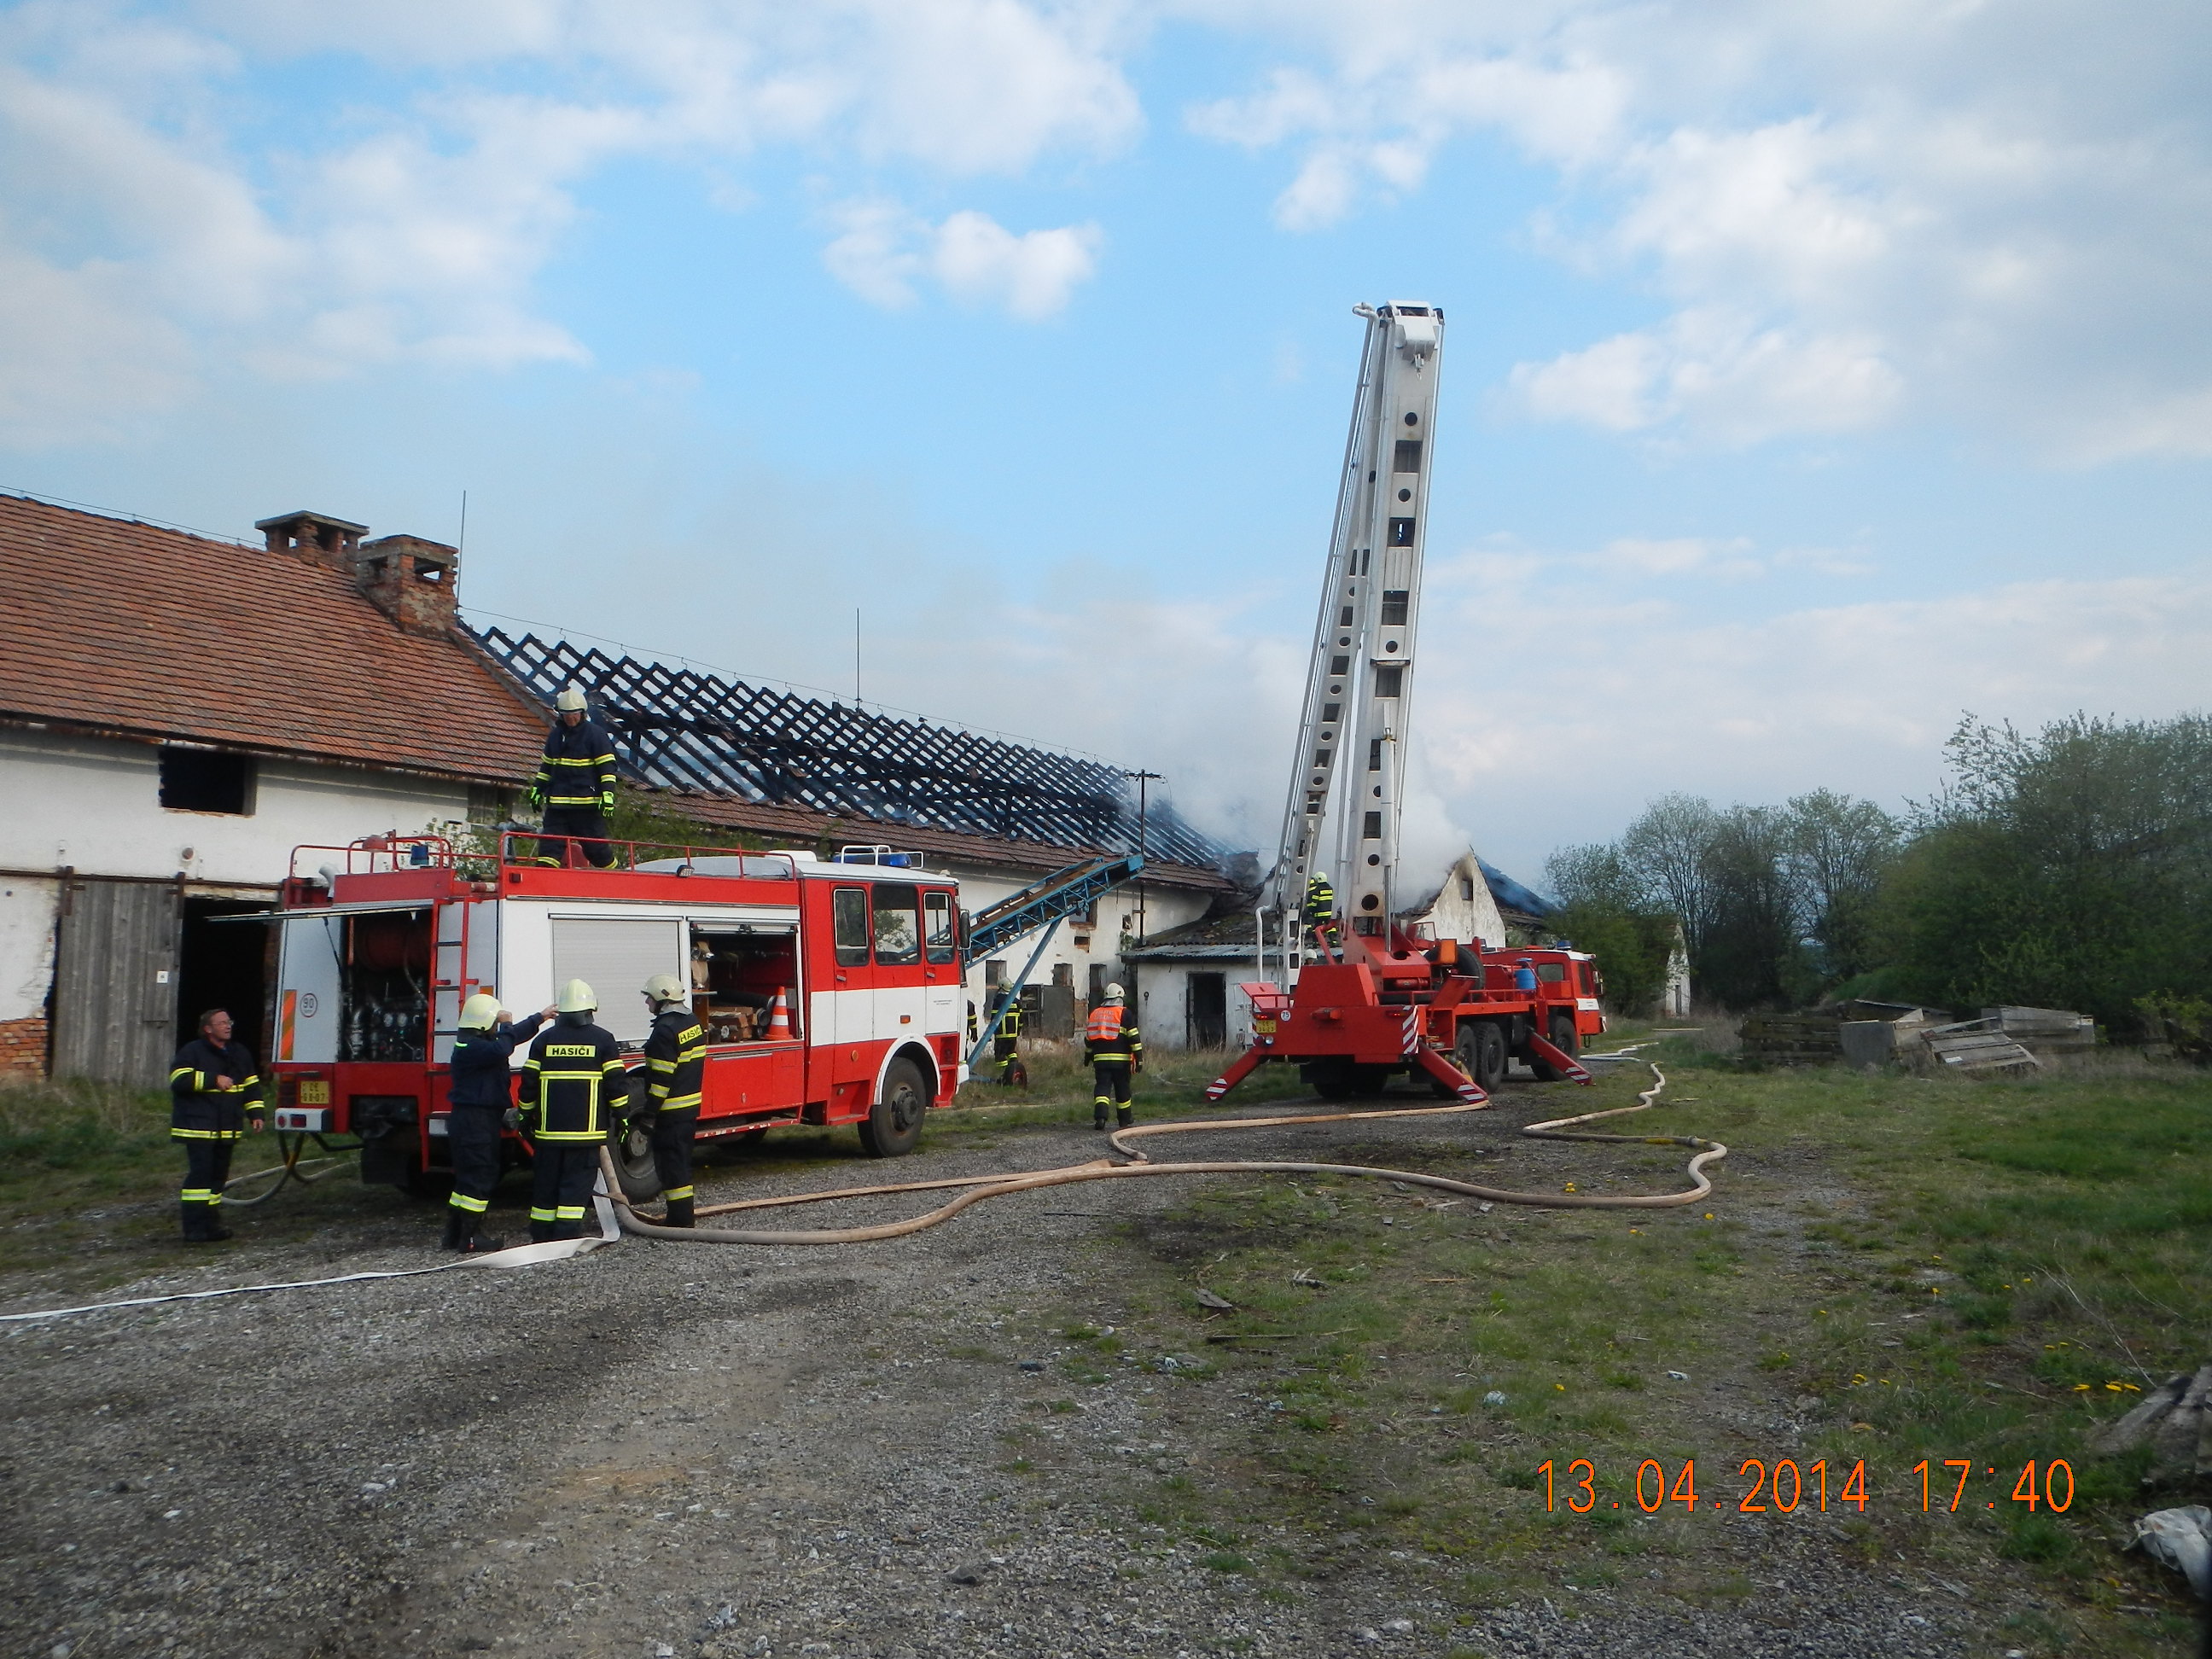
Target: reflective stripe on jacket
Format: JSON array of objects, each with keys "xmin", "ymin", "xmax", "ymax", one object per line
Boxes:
[
  {"xmin": 518, "ymin": 1017, "xmax": 626, "ymax": 1141},
  {"xmin": 532, "ymin": 719, "xmax": 619, "ymax": 808},
  {"xmin": 168, "ymin": 1037, "xmax": 266, "ymax": 1140},
  {"xmin": 638, "ymin": 1006, "xmax": 707, "ymax": 1114},
  {"xmin": 1084, "ymin": 1004, "xmax": 1141, "ymax": 1063}
]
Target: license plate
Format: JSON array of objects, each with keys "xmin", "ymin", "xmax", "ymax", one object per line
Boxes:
[
  {"xmin": 1254, "ymin": 1019, "xmax": 1278, "ymax": 1035},
  {"xmin": 299, "ymin": 1079, "xmax": 330, "ymax": 1104}
]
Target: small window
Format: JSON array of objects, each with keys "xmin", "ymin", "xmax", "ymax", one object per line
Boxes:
[
  {"xmin": 159, "ymin": 748, "xmax": 253, "ymax": 815},
  {"xmin": 1392, "ymin": 439, "xmax": 1423, "ymax": 474},
  {"xmin": 1576, "ymin": 963, "xmax": 1595, "ymax": 994},
  {"xmin": 1373, "ymin": 665, "xmax": 1403, "ymax": 697},
  {"xmin": 924, "ymin": 891, "xmax": 957, "ymax": 964},
  {"xmin": 1380, "ymin": 590, "xmax": 1409, "ymax": 626},
  {"xmin": 872, "ymin": 882, "xmax": 920, "ymax": 964},
  {"xmin": 1459, "ymin": 876, "xmax": 1475, "ymax": 901},
  {"xmin": 1536, "ymin": 962, "xmax": 1566, "ymax": 982},
  {"xmin": 833, "ymin": 888, "xmax": 870, "ymax": 965},
  {"xmin": 1388, "ymin": 516, "xmax": 1416, "ymax": 546},
  {"xmin": 1362, "ymin": 811, "xmax": 1382, "ymax": 840}
]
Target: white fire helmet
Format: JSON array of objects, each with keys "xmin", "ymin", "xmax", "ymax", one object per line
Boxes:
[
  {"xmin": 556, "ymin": 978, "xmax": 597, "ymax": 1014},
  {"xmin": 555, "ymin": 684, "xmax": 588, "ymax": 713},
  {"xmin": 459, "ymin": 992, "xmax": 504, "ymax": 1029}
]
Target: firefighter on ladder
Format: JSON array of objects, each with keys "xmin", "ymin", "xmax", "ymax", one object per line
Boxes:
[
  {"xmin": 516, "ymin": 979, "xmax": 624, "ymax": 1241},
  {"xmin": 1304, "ymin": 872, "xmax": 1337, "ymax": 950},
  {"xmin": 166, "ymin": 1008, "xmax": 265, "ymax": 1243},
  {"xmin": 443, "ymin": 992, "xmax": 555, "ymax": 1252},
  {"xmin": 527, "ymin": 684, "xmax": 619, "ymax": 868},
  {"xmin": 632, "ymin": 972, "xmax": 707, "ymax": 1227},
  {"xmin": 1086, "ymin": 982, "xmax": 1143, "ymax": 1131}
]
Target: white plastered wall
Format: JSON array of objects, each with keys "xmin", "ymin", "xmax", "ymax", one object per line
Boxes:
[
  {"xmin": 1403, "ymin": 850, "xmax": 1511, "ymax": 949},
  {"xmin": 0, "ymin": 728, "xmax": 473, "ymax": 887},
  {"xmin": 0, "ymin": 877, "xmax": 59, "ymax": 1023}
]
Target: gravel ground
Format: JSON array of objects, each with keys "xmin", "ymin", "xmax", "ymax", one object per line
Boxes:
[{"xmin": 0, "ymin": 1096, "xmax": 1994, "ymax": 1658}]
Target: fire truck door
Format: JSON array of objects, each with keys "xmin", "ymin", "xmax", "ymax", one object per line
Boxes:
[{"xmin": 827, "ymin": 886, "xmax": 876, "ymax": 1067}]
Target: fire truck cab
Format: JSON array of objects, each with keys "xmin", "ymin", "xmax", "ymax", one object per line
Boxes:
[{"xmin": 263, "ymin": 834, "xmax": 967, "ymax": 1200}]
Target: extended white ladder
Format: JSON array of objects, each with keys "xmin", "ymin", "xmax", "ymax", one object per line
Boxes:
[{"xmin": 1270, "ymin": 302, "xmax": 1445, "ymax": 968}]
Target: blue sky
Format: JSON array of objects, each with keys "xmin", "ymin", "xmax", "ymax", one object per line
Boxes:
[{"xmin": 3, "ymin": 2, "xmax": 2208, "ymax": 882}]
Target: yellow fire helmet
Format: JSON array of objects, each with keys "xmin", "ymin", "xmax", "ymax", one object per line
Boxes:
[
  {"xmin": 641, "ymin": 972, "xmax": 686, "ymax": 1004},
  {"xmin": 556, "ymin": 978, "xmax": 597, "ymax": 1014},
  {"xmin": 459, "ymin": 992, "xmax": 504, "ymax": 1029}
]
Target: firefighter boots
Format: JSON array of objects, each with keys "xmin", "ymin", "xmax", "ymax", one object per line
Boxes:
[
  {"xmin": 663, "ymin": 1196, "xmax": 696, "ymax": 1229},
  {"xmin": 1117, "ymin": 1108, "xmax": 1134, "ymax": 1129},
  {"xmin": 440, "ymin": 1209, "xmax": 466, "ymax": 1250}
]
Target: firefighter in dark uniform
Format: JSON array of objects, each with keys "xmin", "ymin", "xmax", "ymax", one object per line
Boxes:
[
  {"xmin": 1085, "ymin": 982, "xmax": 1143, "ymax": 1131},
  {"xmin": 167, "ymin": 1008, "xmax": 266, "ymax": 1242},
  {"xmin": 992, "ymin": 991, "xmax": 1026, "ymax": 1086},
  {"xmin": 527, "ymin": 684, "xmax": 619, "ymax": 868},
  {"xmin": 1304, "ymin": 872, "xmax": 1337, "ymax": 948},
  {"xmin": 442, "ymin": 992, "xmax": 555, "ymax": 1252},
  {"xmin": 517, "ymin": 979, "xmax": 626, "ymax": 1241},
  {"xmin": 631, "ymin": 973, "xmax": 707, "ymax": 1228}
]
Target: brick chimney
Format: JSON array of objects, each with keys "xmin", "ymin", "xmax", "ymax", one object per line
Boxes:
[
  {"xmin": 255, "ymin": 509, "xmax": 367, "ymax": 567},
  {"xmin": 354, "ymin": 534, "xmax": 462, "ymax": 638}
]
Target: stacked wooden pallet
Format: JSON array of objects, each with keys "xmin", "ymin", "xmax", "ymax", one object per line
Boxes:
[
  {"xmin": 1982, "ymin": 1005, "xmax": 2098, "ymax": 1057},
  {"xmin": 1920, "ymin": 1017, "xmax": 2040, "ymax": 1073},
  {"xmin": 1739, "ymin": 1012, "xmax": 1845, "ymax": 1066}
]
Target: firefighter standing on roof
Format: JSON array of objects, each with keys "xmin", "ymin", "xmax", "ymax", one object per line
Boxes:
[
  {"xmin": 167, "ymin": 1008, "xmax": 265, "ymax": 1243},
  {"xmin": 1086, "ymin": 982, "xmax": 1142, "ymax": 1131},
  {"xmin": 517, "ymin": 979, "xmax": 625, "ymax": 1241},
  {"xmin": 443, "ymin": 992, "xmax": 555, "ymax": 1252},
  {"xmin": 631, "ymin": 973, "xmax": 707, "ymax": 1228},
  {"xmin": 528, "ymin": 684, "xmax": 619, "ymax": 868}
]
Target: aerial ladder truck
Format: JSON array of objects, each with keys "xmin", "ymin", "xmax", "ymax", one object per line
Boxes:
[{"xmin": 1206, "ymin": 302, "xmax": 1601, "ymax": 1105}]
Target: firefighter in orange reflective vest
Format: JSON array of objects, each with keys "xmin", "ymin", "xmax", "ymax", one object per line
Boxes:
[
  {"xmin": 516, "ymin": 978, "xmax": 625, "ymax": 1241},
  {"xmin": 630, "ymin": 973, "xmax": 707, "ymax": 1227},
  {"xmin": 167, "ymin": 1008, "xmax": 265, "ymax": 1242},
  {"xmin": 1085, "ymin": 983, "xmax": 1142, "ymax": 1130},
  {"xmin": 527, "ymin": 684, "xmax": 619, "ymax": 868}
]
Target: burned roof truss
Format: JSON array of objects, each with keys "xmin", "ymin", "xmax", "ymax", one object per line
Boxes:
[{"xmin": 472, "ymin": 628, "xmax": 1223, "ymax": 866}]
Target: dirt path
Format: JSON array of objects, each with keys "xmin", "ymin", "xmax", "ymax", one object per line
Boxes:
[{"xmin": 0, "ymin": 1091, "xmax": 2000, "ymax": 1658}]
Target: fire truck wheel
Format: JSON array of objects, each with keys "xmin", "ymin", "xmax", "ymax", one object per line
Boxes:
[
  {"xmin": 1457, "ymin": 1021, "xmax": 1507, "ymax": 1091},
  {"xmin": 858, "ymin": 1057, "xmax": 928, "ymax": 1158},
  {"xmin": 1528, "ymin": 1014, "xmax": 1581, "ymax": 1082},
  {"xmin": 1305, "ymin": 1061, "xmax": 1391, "ymax": 1101},
  {"xmin": 614, "ymin": 1121, "xmax": 662, "ymax": 1204}
]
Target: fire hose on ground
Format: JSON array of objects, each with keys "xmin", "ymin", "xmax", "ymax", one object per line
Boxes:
[
  {"xmin": 598, "ymin": 1045, "xmax": 1724, "ymax": 1244},
  {"xmin": 1, "ymin": 1047, "xmax": 1717, "ymax": 1322}
]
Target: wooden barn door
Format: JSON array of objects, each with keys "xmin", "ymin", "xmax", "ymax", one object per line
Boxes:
[{"xmin": 53, "ymin": 875, "xmax": 182, "ymax": 1086}]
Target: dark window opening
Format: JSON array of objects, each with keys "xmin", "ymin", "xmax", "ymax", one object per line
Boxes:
[
  {"xmin": 1374, "ymin": 665, "xmax": 1404, "ymax": 697},
  {"xmin": 924, "ymin": 890, "xmax": 957, "ymax": 964},
  {"xmin": 1188, "ymin": 972, "xmax": 1227, "ymax": 1049},
  {"xmin": 1537, "ymin": 962, "xmax": 1566, "ymax": 982},
  {"xmin": 1329, "ymin": 655, "xmax": 1350, "ymax": 676},
  {"xmin": 1388, "ymin": 516, "xmax": 1416, "ymax": 546},
  {"xmin": 1339, "ymin": 606, "xmax": 1353, "ymax": 626},
  {"xmin": 1380, "ymin": 590, "xmax": 1409, "ymax": 625},
  {"xmin": 1313, "ymin": 748, "xmax": 1333, "ymax": 767},
  {"xmin": 1459, "ymin": 876, "xmax": 1475, "ymax": 901},
  {"xmin": 1393, "ymin": 439, "xmax": 1423, "ymax": 474},
  {"xmin": 1368, "ymin": 738, "xmax": 1383, "ymax": 770},
  {"xmin": 1321, "ymin": 702, "xmax": 1340, "ymax": 724},
  {"xmin": 1362, "ymin": 811, "xmax": 1383, "ymax": 840},
  {"xmin": 159, "ymin": 748, "xmax": 253, "ymax": 815},
  {"xmin": 871, "ymin": 882, "xmax": 920, "ymax": 964},
  {"xmin": 177, "ymin": 898, "xmax": 271, "ymax": 1059}
]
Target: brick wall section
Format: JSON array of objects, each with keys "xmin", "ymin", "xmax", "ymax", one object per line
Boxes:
[{"xmin": 0, "ymin": 1014, "xmax": 49, "ymax": 1080}]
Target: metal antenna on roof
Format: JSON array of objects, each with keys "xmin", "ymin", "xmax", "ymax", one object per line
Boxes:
[
  {"xmin": 457, "ymin": 490, "xmax": 468, "ymax": 557},
  {"xmin": 854, "ymin": 607, "xmax": 862, "ymax": 707}
]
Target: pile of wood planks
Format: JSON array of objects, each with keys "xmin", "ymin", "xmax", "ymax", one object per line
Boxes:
[
  {"xmin": 1739, "ymin": 1011, "xmax": 1845, "ymax": 1066},
  {"xmin": 1982, "ymin": 1005, "xmax": 2098, "ymax": 1057},
  {"xmin": 1919, "ymin": 1017, "xmax": 2040, "ymax": 1074}
]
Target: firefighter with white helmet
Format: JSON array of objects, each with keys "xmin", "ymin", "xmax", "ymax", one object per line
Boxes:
[
  {"xmin": 441, "ymin": 990, "xmax": 556, "ymax": 1252},
  {"xmin": 1084, "ymin": 981, "xmax": 1143, "ymax": 1131},
  {"xmin": 527, "ymin": 684, "xmax": 619, "ymax": 869},
  {"xmin": 630, "ymin": 971, "xmax": 707, "ymax": 1227},
  {"xmin": 516, "ymin": 979, "xmax": 626, "ymax": 1241}
]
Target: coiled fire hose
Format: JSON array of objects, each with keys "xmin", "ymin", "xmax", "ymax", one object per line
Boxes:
[{"xmin": 600, "ymin": 1045, "xmax": 1724, "ymax": 1245}]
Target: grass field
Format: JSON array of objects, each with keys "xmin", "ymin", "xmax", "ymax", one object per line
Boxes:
[{"xmin": 987, "ymin": 1036, "xmax": 2212, "ymax": 1655}]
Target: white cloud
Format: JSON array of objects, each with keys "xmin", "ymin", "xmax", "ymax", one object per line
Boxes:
[
  {"xmin": 1412, "ymin": 557, "xmax": 2212, "ymax": 876},
  {"xmin": 0, "ymin": 0, "xmax": 1137, "ymax": 440},
  {"xmin": 824, "ymin": 201, "xmax": 1102, "ymax": 318},
  {"xmin": 1179, "ymin": 2, "xmax": 2212, "ymax": 458}
]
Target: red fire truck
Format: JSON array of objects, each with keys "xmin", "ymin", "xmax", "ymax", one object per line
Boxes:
[
  {"xmin": 261, "ymin": 832, "xmax": 969, "ymax": 1200},
  {"xmin": 1206, "ymin": 300, "xmax": 1603, "ymax": 1106},
  {"xmin": 1214, "ymin": 943, "xmax": 1602, "ymax": 1103}
]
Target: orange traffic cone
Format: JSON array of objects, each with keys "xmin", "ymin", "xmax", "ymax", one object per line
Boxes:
[{"xmin": 765, "ymin": 987, "xmax": 791, "ymax": 1039}]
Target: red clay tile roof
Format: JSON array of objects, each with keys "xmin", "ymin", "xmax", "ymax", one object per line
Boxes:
[{"xmin": 0, "ymin": 494, "xmax": 545, "ymax": 783}]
